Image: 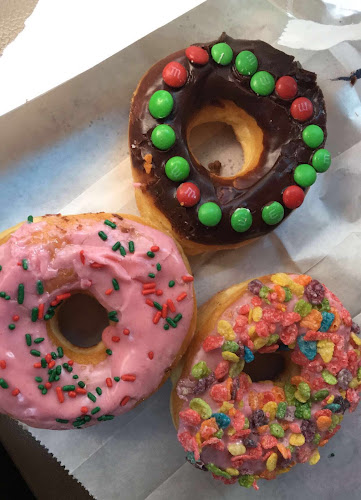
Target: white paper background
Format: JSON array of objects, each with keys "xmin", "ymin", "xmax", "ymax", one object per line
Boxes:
[
  {"xmin": 1, "ymin": 0, "xmax": 361, "ymax": 498},
  {"xmin": 0, "ymin": 0, "xmax": 204, "ymax": 117}
]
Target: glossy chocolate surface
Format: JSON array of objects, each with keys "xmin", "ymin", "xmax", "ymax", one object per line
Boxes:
[{"xmin": 129, "ymin": 33, "xmax": 326, "ymax": 245}]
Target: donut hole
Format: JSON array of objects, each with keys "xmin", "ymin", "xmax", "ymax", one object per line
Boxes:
[
  {"xmin": 187, "ymin": 100, "xmax": 264, "ymax": 180},
  {"xmin": 56, "ymin": 293, "xmax": 109, "ymax": 348},
  {"xmin": 47, "ymin": 292, "xmax": 111, "ymax": 364},
  {"xmin": 243, "ymin": 352, "xmax": 287, "ymax": 383},
  {"xmin": 188, "ymin": 121, "xmax": 244, "ymax": 177}
]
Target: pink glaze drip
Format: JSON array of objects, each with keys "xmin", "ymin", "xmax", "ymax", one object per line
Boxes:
[{"xmin": 0, "ymin": 216, "xmax": 194, "ymax": 429}]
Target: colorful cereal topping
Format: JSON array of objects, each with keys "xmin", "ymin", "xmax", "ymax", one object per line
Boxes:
[{"xmin": 176, "ymin": 273, "xmax": 360, "ymax": 489}]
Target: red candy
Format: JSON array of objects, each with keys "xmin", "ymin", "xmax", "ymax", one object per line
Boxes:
[
  {"xmin": 262, "ymin": 391, "xmax": 276, "ymax": 404},
  {"xmin": 289, "ymin": 423, "xmax": 301, "ymax": 433},
  {"xmin": 210, "ymin": 383, "xmax": 230, "ymax": 402},
  {"xmin": 201, "ymin": 424, "xmax": 217, "ymax": 440},
  {"xmin": 281, "ymin": 311, "xmax": 301, "ymax": 327},
  {"xmin": 315, "ymin": 409, "xmax": 332, "ymax": 419},
  {"xmin": 235, "ymin": 315, "xmax": 248, "ymax": 328},
  {"xmin": 201, "ymin": 437, "xmax": 225, "ymax": 451},
  {"xmin": 290, "ymin": 97, "xmax": 313, "ymax": 122},
  {"xmin": 239, "ymin": 304, "xmax": 250, "ymax": 315},
  {"xmin": 255, "ymin": 320, "xmax": 269, "ymax": 338},
  {"xmin": 262, "ymin": 307, "xmax": 283, "ymax": 324},
  {"xmin": 176, "ymin": 182, "xmax": 200, "ymax": 207},
  {"xmin": 162, "ymin": 61, "xmax": 187, "ymax": 88},
  {"xmin": 202, "ymin": 335, "xmax": 224, "ymax": 352},
  {"xmin": 282, "ymin": 185, "xmax": 305, "ymax": 209},
  {"xmin": 340, "ymin": 307, "xmax": 352, "ymax": 327},
  {"xmin": 259, "ymin": 344, "xmax": 279, "ymax": 353},
  {"xmin": 215, "ymin": 360, "xmax": 230, "ymax": 380},
  {"xmin": 251, "ymin": 296, "xmax": 262, "ymax": 307},
  {"xmin": 178, "ymin": 431, "xmax": 200, "ymax": 460},
  {"xmin": 232, "ymin": 411, "xmax": 246, "ymax": 432},
  {"xmin": 260, "ymin": 434, "xmax": 278, "ymax": 449},
  {"xmin": 179, "ymin": 408, "xmax": 202, "ymax": 426},
  {"xmin": 291, "ymin": 348, "xmax": 309, "ymax": 366},
  {"xmin": 185, "ymin": 45, "xmax": 209, "ymax": 65},
  {"xmin": 280, "ymin": 324, "xmax": 298, "ymax": 345},
  {"xmin": 276, "ymin": 76, "xmax": 298, "ymax": 100}
]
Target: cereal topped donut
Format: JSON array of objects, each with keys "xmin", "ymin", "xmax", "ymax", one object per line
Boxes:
[
  {"xmin": 0, "ymin": 213, "xmax": 196, "ymax": 429},
  {"xmin": 171, "ymin": 273, "xmax": 361, "ymax": 489},
  {"xmin": 129, "ymin": 33, "xmax": 330, "ymax": 254}
]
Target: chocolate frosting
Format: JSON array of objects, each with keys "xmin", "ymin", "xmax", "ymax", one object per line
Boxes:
[{"xmin": 129, "ymin": 33, "xmax": 326, "ymax": 246}]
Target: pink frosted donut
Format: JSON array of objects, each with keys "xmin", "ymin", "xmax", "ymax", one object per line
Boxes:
[
  {"xmin": 0, "ymin": 213, "xmax": 196, "ymax": 429},
  {"xmin": 171, "ymin": 273, "xmax": 360, "ymax": 489}
]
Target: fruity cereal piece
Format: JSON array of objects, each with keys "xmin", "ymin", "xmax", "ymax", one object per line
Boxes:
[
  {"xmin": 260, "ymin": 434, "xmax": 278, "ymax": 449},
  {"xmin": 202, "ymin": 335, "xmax": 224, "ymax": 352},
  {"xmin": 179, "ymin": 408, "xmax": 202, "ymax": 426},
  {"xmin": 178, "ymin": 431, "xmax": 200, "ymax": 460},
  {"xmin": 210, "ymin": 384, "xmax": 231, "ymax": 403},
  {"xmin": 175, "ymin": 272, "xmax": 357, "ymax": 489},
  {"xmin": 293, "ymin": 274, "xmax": 312, "ymax": 286},
  {"xmin": 218, "ymin": 320, "xmax": 236, "ymax": 340},
  {"xmin": 317, "ymin": 340, "xmax": 334, "ymax": 363},
  {"xmin": 300, "ymin": 309, "xmax": 323, "ymax": 331}
]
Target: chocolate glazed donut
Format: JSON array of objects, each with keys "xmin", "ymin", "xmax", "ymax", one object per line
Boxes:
[{"xmin": 129, "ymin": 33, "xmax": 329, "ymax": 255}]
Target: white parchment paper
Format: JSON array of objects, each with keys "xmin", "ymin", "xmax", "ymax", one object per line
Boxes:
[{"xmin": 1, "ymin": 0, "xmax": 361, "ymax": 498}]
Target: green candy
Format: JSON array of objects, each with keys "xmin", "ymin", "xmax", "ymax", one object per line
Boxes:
[
  {"xmin": 222, "ymin": 341, "xmax": 239, "ymax": 353},
  {"xmin": 330, "ymin": 414, "xmax": 341, "ymax": 430},
  {"xmin": 198, "ymin": 202, "xmax": 222, "ymax": 227},
  {"xmin": 312, "ymin": 389, "xmax": 329, "ymax": 401},
  {"xmin": 284, "ymin": 382, "xmax": 296, "ymax": 404},
  {"xmin": 165, "ymin": 156, "xmax": 190, "ymax": 181},
  {"xmin": 190, "ymin": 397, "xmax": 212, "ymax": 419},
  {"xmin": 313, "ymin": 433, "xmax": 321, "ymax": 445},
  {"xmin": 294, "ymin": 164, "xmax": 317, "ymax": 187},
  {"xmin": 191, "ymin": 361, "xmax": 211, "ymax": 380},
  {"xmin": 266, "ymin": 334, "xmax": 279, "ymax": 346},
  {"xmin": 206, "ymin": 463, "xmax": 231, "ymax": 479},
  {"xmin": 322, "ymin": 369, "xmax": 337, "ymax": 385},
  {"xmin": 262, "ymin": 201, "xmax": 284, "ymax": 225},
  {"xmin": 357, "ymin": 367, "xmax": 361, "ymax": 381},
  {"xmin": 148, "ymin": 90, "xmax": 174, "ymax": 119},
  {"xmin": 259, "ymin": 286, "xmax": 271, "ymax": 299},
  {"xmin": 235, "ymin": 50, "xmax": 258, "ymax": 76},
  {"xmin": 214, "ymin": 429, "xmax": 224, "ymax": 439},
  {"xmin": 312, "ymin": 148, "xmax": 331, "ymax": 173},
  {"xmin": 238, "ymin": 475, "xmax": 254, "ymax": 488},
  {"xmin": 270, "ymin": 423, "xmax": 285, "ymax": 438},
  {"xmin": 231, "ymin": 208, "xmax": 252, "ymax": 232},
  {"xmin": 250, "ymin": 71, "xmax": 275, "ymax": 96},
  {"xmin": 313, "ymin": 298, "xmax": 330, "ymax": 312},
  {"xmin": 298, "ymin": 382, "xmax": 311, "ymax": 400},
  {"xmin": 283, "ymin": 287, "xmax": 292, "ymax": 302},
  {"xmin": 151, "ymin": 124, "xmax": 176, "ymax": 150},
  {"xmin": 302, "ymin": 125, "xmax": 324, "ymax": 149},
  {"xmin": 276, "ymin": 401, "xmax": 287, "ymax": 419},
  {"xmin": 211, "ymin": 43, "xmax": 233, "ymax": 65},
  {"xmin": 243, "ymin": 417, "xmax": 250, "ymax": 429},
  {"xmin": 229, "ymin": 360, "xmax": 245, "ymax": 378},
  {"xmin": 294, "ymin": 299, "xmax": 312, "ymax": 317},
  {"xmin": 294, "ymin": 403, "xmax": 311, "ymax": 420}
]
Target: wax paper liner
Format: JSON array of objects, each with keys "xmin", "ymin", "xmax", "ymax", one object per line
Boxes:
[{"xmin": 1, "ymin": 0, "xmax": 361, "ymax": 498}]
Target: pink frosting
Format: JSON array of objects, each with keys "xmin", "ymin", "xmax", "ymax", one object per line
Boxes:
[
  {"xmin": 177, "ymin": 275, "xmax": 357, "ymax": 479},
  {"xmin": 0, "ymin": 216, "xmax": 194, "ymax": 429}
]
